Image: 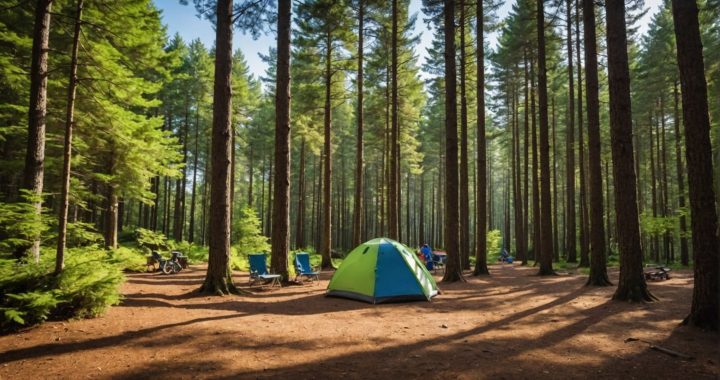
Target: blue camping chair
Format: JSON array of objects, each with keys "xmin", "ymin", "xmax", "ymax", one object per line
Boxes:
[
  {"xmin": 248, "ymin": 253, "xmax": 281, "ymax": 288},
  {"xmin": 294, "ymin": 252, "xmax": 320, "ymax": 283}
]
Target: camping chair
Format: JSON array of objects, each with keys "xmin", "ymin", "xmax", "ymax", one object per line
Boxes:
[
  {"xmin": 294, "ymin": 252, "xmax": 320, "ymax": 283},
  {"xmin": 432, "ymin": 252, "xmax": 447, "ymax": 274},
  {"xmin": 248, "ymin": 253, "xmax": 282, "ymax": 288}
]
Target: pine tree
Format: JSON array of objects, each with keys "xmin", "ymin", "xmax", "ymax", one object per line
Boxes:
[
  {"xmin": 606, "ymin": 0, "xmax": 655, "ymax": 302},
  {"xmin": 671, "ymin": 0, "xmax": 719, "ymax": 331}
]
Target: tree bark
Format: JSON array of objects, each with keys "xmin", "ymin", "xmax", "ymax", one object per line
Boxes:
[
  {"xmin": 270, "ymin": 0, "xmax": 291, "ymax": 281},
  {"xmin": 321, "ymin": 32, "xmax": 333, "ymax": 269},
  {"xmin": 473, "ymin": 0, "xmax": 489, "ymax": 276},
  {"xmin": 442, "ymin": 0, "xmax": 463, "ymax": 282},
  {"xmin": 459, "ymin": 0, "xmax": 470, "ymax": 269},
  {"xmin": 605, "ymin": 0, "xmax": 655, "ymax": 302},
  {"xmin": 530, "ymin": 54, "xmax": 541, "ymax": 266},
  {"xmin": 295, "ymin": 138, "xmax": 306, "ymax": 249},
  {"xmin": 577, "ymin": 0, "xmax": 589, "ymax": 268},
  {"xmin": 565, "ymin": 0, "xmax": 577, "ymax": 264},
  {"xmin": 22, "ymin": 0, "xmax": 53, "ymax": 263},
  {"xmin": 352, "ymin": 0, "xmax": 364, "ymax": 247},
  {"xmin": 55, "ymin": 0, "xmax": 83, "ymax": 275},
  {"xmin": 189, "ymin": 105, "xmax": 200, "ymax": 243},
  {"xmin": 583, "ymin": 0, "xmax": 611, "ymax": 286},
  {"xmin": 671, "ymin": 0, "xmax": 719, "ymax": 330},
  {"xmin": 389, "ymin": 0, "xmax": 399, "ymax": 241},
  {"xmin": 200, "ymin": 0, "xmax": 236, "ymax": 295},
  {"xmin": 537, "ymin": 0, "xmax": 555, "ymax": 275},
  {"xmin": 673, "ymin": 81, "xmax": 689, "ymax": 266}
]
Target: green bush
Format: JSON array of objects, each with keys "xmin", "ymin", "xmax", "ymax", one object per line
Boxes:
[
  {"xmin": 108, "ymin": 246, "xmax": 148, "ymax": 272},
  {"xmin": 135, "ymin": 228, "xmax": 169, "ymax": 251},
  {"xmin": 0, "ymin": 191, "xmax": 49, "ymax": 255},
  {"xmin": 235, "ymin": 207, "xmax": 270, "ymax": 256},
  {"xmin": 0, "ymin": 248, "xmax": 124, "ymax": 331},
  {"xmin": 65, "ymin": 222, "xmax": 104, "ymax": 247}
]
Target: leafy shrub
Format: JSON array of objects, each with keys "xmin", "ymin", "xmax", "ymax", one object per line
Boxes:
[
  {"xmin": 172, "ymin": 241, "xmax": 208, "ymax": 264},
  {"xmin": 0, "ymin": 248, "xmax": 123, "ymax": 331},
  {"xmin": 235, "ymin": 207, "xmax": 270, "ymax": 255},
  {"xmin": 65, "ymin": 222, "xmax": 104, "ymax": 247},
  {"xmin": 108, "ymin": 246, "xmax": 148, "ymax": 272},
  {"xmin": 135, "ymin": 228, "xmax": 170, "ymax": 252},
  {"xmin": 0, "ymin": 191, "xmax": 48, "ymax": 256}
]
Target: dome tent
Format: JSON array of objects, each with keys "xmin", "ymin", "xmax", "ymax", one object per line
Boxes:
[{"xmin": 326, "ymin": 238, "xmax": 439, "ymax": 303}]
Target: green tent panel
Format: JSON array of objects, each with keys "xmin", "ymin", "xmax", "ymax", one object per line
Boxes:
[{"xmin": 326, "ymin": 238, "xmax": 439, "ymax": 304}]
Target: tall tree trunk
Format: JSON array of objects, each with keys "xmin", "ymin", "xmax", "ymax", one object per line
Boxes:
[
  {"xmin": 650, "ymin": 111, "xmax": 659, "ymax": 262},
  {"xmin": 200, "ymin": 0, "xmax": 236, "ymax": 295},
  {"xmin": 442, "ymin": 0, "xmax": 463, "ymax": 282},
  {"xmin": 55, "ymin": 0, "xmax": 83, "ymax": 275},
  {"xmin": 474, "ymin": 0, "xmax": 489, "ymax": 276},
  {"xmin": 389, "ymin": 0, "xmax": 399, "ymax": 240},
  {"xmin": 189, "ymin": 106, "xmax": 200, "ymax": 243},
  {"xmin": 248, "ymin": 146, "xmax": 254, "ymax": 207},
  {"xmin": 671, "ymin": 0, "xmax": 719, "ymax": 330},
  {"xmin": 459, "ymin": 0, "xmax": 470, "ymax": 269},
  {"xmin": 552, "ymin": 96, "xmax": 560, "ymax": 261},
  {"xmin": 295, "ymin": 138, "xmax": 306, "ymax": 249},
  {"xmin": 577, "ymin": 0, "xmax": 589, "ymax": 268},
  {"xmin": 21, "ymin": 0, "xmax": 53, "ymax": 262},
  {"xmin": 583, "ymin": 0, "xmax": 610, "ymax": 286},
  {"xmin": 352, "ymin": 0, "xmax": 365, "ymax": 247},
  {"xmin": 200, "ymin": 138, "xmax": 210, "ymax": 246},
  {"xmin": 605, "ymin": 0, "xmax": 655, "ymax": 302},
  {"xmin": 565, "ymin": 0, "xmax": 577, "ymax": 264},
  {"xmin": 523, "ymin": 53, "xmax": 530, "ymax": 262},
  {"xmin": 530, "ymin": 55, "xmax": 541, "ymax": 265},
  {"xmin": 513, "ymin": 85, "xmax": 526, "ymax": 264},
  {"xmin": 271, "ymin": 0, "xmax": 291, "ymax": 281},
  {"xmin": 321, "ymin": 32, "xmax": 333, "ymax": 269},
  {"xmin": 659, "ymin": 96, "xmax": 671, "ymax": 263},
  {"xmin": 673, "ymin": 81, "xmax": 689, "ymax": 266},
  {"xmin": 537, "ymin": 0, "xmax": 555, "ymax": 275},
  {"xmin": 104, "ymin": 148, "xmax": 118, "ymax": 249}
]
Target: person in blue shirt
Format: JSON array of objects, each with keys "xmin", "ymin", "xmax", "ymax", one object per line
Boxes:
[{"xmin": 421, "ymin": 244, "xmax": 434, "ymax": 271}]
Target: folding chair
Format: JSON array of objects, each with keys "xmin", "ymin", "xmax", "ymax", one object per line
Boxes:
[
  {"xmin": 248, "ymin": 253, "xmax": 282, "ymax": 288},
  {"xmin": 294, "ymin": 252, "xmax": 320, "ymax": 283}
]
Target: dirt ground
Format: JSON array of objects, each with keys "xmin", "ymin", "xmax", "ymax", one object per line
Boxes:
[{"xmin": 0, "ymin": 263, "xmax": 717, "ymax": 379}]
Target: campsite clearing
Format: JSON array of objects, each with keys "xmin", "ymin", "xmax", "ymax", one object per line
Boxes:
[{"xmin": 0, "ymin": 264, "xmax": 717, "ymax": 379}]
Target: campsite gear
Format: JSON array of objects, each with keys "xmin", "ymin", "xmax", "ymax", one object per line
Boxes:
[
  {"xmin": 499, "ymin": 249, "xmax": 514, "ymax": 264},
  {"xmin": 248, "ymin": 253, "xmax": 282, "ymax": 288},
  {"xmin": 431, "ymin": 251, "xmax": 447, "ymax": 273},
  {"xmin": 294, "ymin": 252, "xmax": 320, "ymax": 283},
  {"xmin": 147, "ymin": 251, "xmax": 164, "ymax": 272},
  {"xmin": 644, "ymin": 265, "xmax": 671, "ymax": 281},
  {"xmin": 421, "ymin": 245, "xmax": 434, "ymax": 271},
  {"xmin": 148, "ymin": 251, "xmax": 187, "ymax": 273},
  {"xmin": 327, "ymin": 238, "xmax": 439, "ymax": 303},
  {"xmin": 161, "ymin": 251, "xmax": 186, "ymax": 274}
]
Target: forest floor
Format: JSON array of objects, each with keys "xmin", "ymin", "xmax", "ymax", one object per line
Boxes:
[{"xmin": 0, "ymin": 263, "xmax": 717, "ymax": 379}]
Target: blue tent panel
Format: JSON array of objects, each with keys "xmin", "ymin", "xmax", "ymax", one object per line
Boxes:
[{"xmin": 374, "ymin": 242, "xmax": 424, "ymax": 300}]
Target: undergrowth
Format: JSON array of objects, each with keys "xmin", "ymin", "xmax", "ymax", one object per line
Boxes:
[{"xmin": 0, "ymin": 247, "xmax": 125, "ymax": 332}]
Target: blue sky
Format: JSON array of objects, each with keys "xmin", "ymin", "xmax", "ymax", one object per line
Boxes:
[{"xmin": 154, "ymin": 0, "xmax": 661, "ymax": 82}]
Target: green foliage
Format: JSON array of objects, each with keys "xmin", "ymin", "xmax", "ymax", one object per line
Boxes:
[
  {"xmin": 235, "ymin": 207, "xmax": 270, "ymax": 256},
  {"xmin": 486, "ymin": 230, "xmax": 503, "ymax": 258},
  {"xmin": 0, "ymin": 191, "xmax": 48, "ymax": 255},
  {"xmin": 135, "ymin": 228, "xmax": 170, "ymax": 251},
  {"xmin": 0, "ymin": 248, "xmax": 123, "ymax": 331},
  {"xmin": 107, "ymin": 247, "xmax": 148, "ymax": 272},
  {"xmin": 65, "ymin": 222, "xmax": 104, "ymax": 248},
  {"xmin": 640, "ymin": 212, "xmax": 679, "ymax": 237},
  {"xmin": 171, "ymin": 240, "xmax": 208, "ymax": 264}
]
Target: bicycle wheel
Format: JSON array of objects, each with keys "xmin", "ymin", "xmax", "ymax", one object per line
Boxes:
[{"xmin": 162, "ymin": 261, "xmax": 175, "ymax": 274}]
